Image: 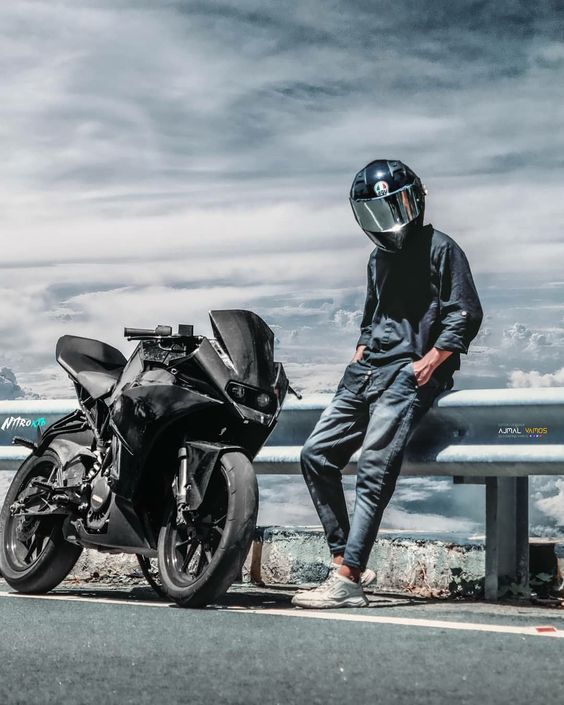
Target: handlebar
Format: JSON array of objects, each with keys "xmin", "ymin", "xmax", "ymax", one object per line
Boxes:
[
  {"xmin": 124, "ymin": 325, "xmax": 173, "ymax": 338},
  {"xmin": 124, "ymin": 324, "xmax": 195, "ymax": 340}
]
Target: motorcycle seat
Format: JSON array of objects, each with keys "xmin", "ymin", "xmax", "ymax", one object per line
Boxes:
[{"xmin": 56, "ymin": 335, "xmax": 127, "ymax": 400}]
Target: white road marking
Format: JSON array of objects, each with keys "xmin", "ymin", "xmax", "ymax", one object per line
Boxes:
[
  {"xmin": 0, "ymin": 590, "xmax": 169, "ymax": 608},
  {"xmin": 237, "ymin": 607, "xmax": 564, "ymax": 638},
  {"xmin": 0, "ymin": 590, "xmax": 563, "ymax": 639}
]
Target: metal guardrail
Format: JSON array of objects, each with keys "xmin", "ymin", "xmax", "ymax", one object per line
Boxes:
[{"xmin": 1, "ymin": 388, "xmax": 563, "ymax": 600}]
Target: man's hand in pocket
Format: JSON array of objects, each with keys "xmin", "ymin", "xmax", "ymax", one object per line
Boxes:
[
  {"xmin": 413, "ymin": 347, "xmax": 453, "ymax": 386},
  {"xmin": 351, "ymin": 345, "xmax": 366, "ymax": 363}
]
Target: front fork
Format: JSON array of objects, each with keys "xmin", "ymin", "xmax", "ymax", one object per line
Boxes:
[
  {"xmin": 171, "ymin": 440, "xmax": 237, "ymax": 526},
  {"xmin": 173, "ymin": 447, "xmax": 192, "ymax": 526}
]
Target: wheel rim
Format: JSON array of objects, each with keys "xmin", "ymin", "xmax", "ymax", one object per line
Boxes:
[
  {"xmin": 4, "ymin": 458, "xmax": 59, "ymax": 572},
  {"xmin": 136, "ymin": 555, "xmax": 167, "ymax": 599},
  {"xmin": 163, "ymin": 465, "xmax": 228, "ymax": 588}
]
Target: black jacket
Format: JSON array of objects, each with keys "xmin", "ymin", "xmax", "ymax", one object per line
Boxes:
[{"xmin": 356, "ymin": 223, "xmax": 484, "ymax": 385}]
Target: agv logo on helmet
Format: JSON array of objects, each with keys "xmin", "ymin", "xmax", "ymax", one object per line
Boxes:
[{"xmin": 374, "ymin": 181, "xmax": 389, "ymax": 197}]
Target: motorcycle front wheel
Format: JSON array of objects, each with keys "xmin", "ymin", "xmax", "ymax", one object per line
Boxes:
[{"xmin": 157, "ymin": 451, "xmax": 258, "ymax": 608}]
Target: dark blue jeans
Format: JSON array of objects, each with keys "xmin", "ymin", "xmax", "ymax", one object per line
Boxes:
[{"xmin": 300, "ymin": 358, "xmax": 448, "ymax": 571}]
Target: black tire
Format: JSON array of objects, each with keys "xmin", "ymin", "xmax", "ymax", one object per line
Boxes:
[
  {"xmin": 0, "ymin": 450, "xmax": 82, "ymax": 593},
  {"xmin": 158, "ymin": 451, "xmax": 258, "ymax": 608},
  {"xmin": 136, "ymin": 554, "xmax": 167, "ymax": 600}
]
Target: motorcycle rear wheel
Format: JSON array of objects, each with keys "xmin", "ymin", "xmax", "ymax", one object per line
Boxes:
[
  {"xmin": 0, "ymin": 450, "xmax": 82, "ymax": 593},
  {"xmin": 157, "ymin": 451, "xmax": 258, "ymax": 608}
]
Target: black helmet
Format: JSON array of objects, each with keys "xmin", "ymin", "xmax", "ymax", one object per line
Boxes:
[{"xmin": 349, "ymin": 159, "xmax": 426, "ymax": 253}]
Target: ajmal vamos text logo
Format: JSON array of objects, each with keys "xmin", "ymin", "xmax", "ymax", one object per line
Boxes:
[{"xmin": 497, "ymin": 423, "xmax": 549, "ymax": 440}]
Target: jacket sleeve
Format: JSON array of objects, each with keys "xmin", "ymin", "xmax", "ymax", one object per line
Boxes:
[
  {"xmin": 356, "ymin": 256, "xmax": 377, "ymax": 348},
  {"xmin": 433, "ymin": 243, "xmax": 484, "ymax": 355}
]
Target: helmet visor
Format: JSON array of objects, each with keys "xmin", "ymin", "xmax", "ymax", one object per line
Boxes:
[{"xmin": 350, "ymin": 183, "xmax": 421, "ymax": 233}]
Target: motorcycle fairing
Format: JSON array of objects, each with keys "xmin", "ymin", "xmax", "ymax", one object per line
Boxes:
[
  {"xmin": 109, "ymin": 334, "xmax": 283, "ymax": 476},
  {"xmin": 180, "ymin": 441, "xmax": 246, "ymax": 511},
  {"xmin": 64, "ymin": 493, "xmax": 154, "ymax": 553},
  {"xmin": 110, "ymin": 382, "xmax": 223, "ymax": 460},
  {"xmin": 209, "ymin": 310, "xmax": 277, "ymax": 389}
]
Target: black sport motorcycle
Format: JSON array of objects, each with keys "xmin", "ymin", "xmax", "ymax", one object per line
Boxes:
[{"xmin": 0, "ymin": 310, "xmax": 294, "ymax": 607}]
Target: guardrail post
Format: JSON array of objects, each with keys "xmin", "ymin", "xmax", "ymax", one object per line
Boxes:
[{"xmin": 485, "ymin": 476, "xmax": 529, "ymax": 601}]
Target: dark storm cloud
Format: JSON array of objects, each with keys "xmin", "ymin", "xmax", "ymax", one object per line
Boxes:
[{"xmin": 3, "ymin": 0, "xmax": 563, "ymax": 210}]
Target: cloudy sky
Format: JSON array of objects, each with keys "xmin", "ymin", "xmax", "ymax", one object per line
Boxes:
[{"xmin": 1, "ymin": 1, "xmax": 563, "ymax": 532}]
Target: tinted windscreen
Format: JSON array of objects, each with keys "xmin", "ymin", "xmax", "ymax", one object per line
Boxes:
[{"xmin": 209, "ymin": 310, "xmax": 277, "ymax": 389}]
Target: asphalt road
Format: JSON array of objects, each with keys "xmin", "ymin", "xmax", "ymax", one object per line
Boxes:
[{"xmin": 1, "ymin": 581, "xmax": 563, "ymax": 705}]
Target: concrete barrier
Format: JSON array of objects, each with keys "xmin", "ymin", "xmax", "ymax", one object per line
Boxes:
[
  {"xmin": 247, "ymin": 527, "xmax": 486, "ymax": 597},
  {"xmin": 56, "ymin": 527, "xmax": 485, "ymax": 598}
]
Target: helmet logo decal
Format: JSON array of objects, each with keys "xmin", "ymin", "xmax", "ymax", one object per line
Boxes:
[{"xmin": 374, "ymin": 181, "xmax": 389, "ymax": 197}]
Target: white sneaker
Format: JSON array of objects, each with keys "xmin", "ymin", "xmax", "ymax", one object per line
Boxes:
[
  {"xmin": 291, "ymin": 572, "xmax": 369, "ymax": 609},
  {"xmin": 294, "ymin": 564, "xmax": 377, "ymax": 596}
]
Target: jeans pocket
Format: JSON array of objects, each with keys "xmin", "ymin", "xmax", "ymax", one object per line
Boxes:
[
  {"xmin": 404, "ymin": 362, "xmax": 439, "ymax": 390},
  {"xmin": 404, "ymin": 362, "xmax": 418, "ymax": 387},
  {"xmin": 341, "ymin": 360, "xmax": 370, "ymax": 394}
]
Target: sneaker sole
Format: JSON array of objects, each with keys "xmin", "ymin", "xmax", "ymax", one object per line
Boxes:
[
  {"xmin": 294, "ymin": 570, "xmax": 377, "ymax": 596},
  {"xmin": 291, "ymin": 595, "xmax": 369, "ymax": 609}
]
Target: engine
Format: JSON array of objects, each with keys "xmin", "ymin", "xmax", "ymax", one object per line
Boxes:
[{"xmin": 86, "ymin": 475, "xmax": 113, "ymax": 531}]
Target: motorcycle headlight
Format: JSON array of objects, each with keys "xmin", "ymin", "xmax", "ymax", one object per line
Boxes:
[
  {"xmin": 226, "ymin": 383, "xmax": 276, "ymax": 413},
  {"xmin": 228, "ymin": 383, "xmax": 246, "ymax": 400},
  {"xmin": 256, "ymin": 393, "xmax": 271, "ymax": 409}
]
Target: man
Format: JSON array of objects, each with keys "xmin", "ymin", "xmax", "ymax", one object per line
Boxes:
[{"xmin": 292, "ymin": 159, "xmax": 484, "ymax": 609}]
